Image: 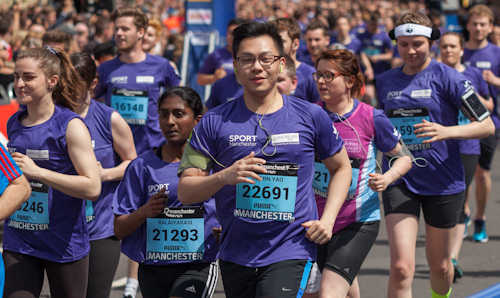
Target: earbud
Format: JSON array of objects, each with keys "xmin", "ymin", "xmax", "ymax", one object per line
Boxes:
[{"xmin": 279, "ymin": 64, "xmax": 283, "ymax": 73}]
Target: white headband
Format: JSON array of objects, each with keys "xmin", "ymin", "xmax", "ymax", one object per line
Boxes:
[{"xmin": 394, "ymin": 23, "xmax": 432, "ymax": 38}]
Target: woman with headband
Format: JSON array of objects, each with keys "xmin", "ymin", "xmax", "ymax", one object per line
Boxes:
[
  {"xmin": 304, "ymin": 49, "xmax": 412, "ymax": 298},
  {"xmin": 376, "ymin": 12, "xmax": 494, "ymax": 298}
]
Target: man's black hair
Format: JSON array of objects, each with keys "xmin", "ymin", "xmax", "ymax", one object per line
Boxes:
[{"xmin": 232, "ymin": 21, "xmax": 285, "ymax": 58}]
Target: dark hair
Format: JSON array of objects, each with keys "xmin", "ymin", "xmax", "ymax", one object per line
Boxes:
[
  {"xmin": 42, "ymin": 30, "xmax": 72, "ymax": 53},
  {"xmin": 15, "ymin": 47, "xmax": 86, "ymax": 111},
  {"xmin": 0, "ymin": 13, "xmax": 11, "ymax": 36},
  {"xmin": 95, "ymin": 16, "xmax": 112, "ymax": 37},
  {"xmin": 228, "ymin": 18, "xmax": 248, "ymax": 28},
  {"xmin": 441, "ymin": 32, "xmax": 465, "ymax": 49},
  {"xmin": 282, "ymin": 54, "xmax": 296, "ymax": 78},
  {"xmin": 158, "ymin": 87, "xmax": 204, "ymax": 118},
  {"xmin": 232, "ymin": 22, "xmax": 284, "ymax": 59},
  {"xmin": 70, "ymin": 52, "xmax": 97, "ymax": 89},
  {"xmin": 272, "ymin": 18, "xmax": 301, "ymax": 42},
  {"xmin": 316, "ymin": 49, "xmax": 365, "ymax": 98},
  {"xmin": 93, "ymin": 41, "xmax": 117, "ymax": 61},
  {"xmin": 111, "ymin": 7, "xmax": 148, "ymax": 30},
  {"xmin": 305, "ymin": 19, "xmax": 329, "ymax": 36}
]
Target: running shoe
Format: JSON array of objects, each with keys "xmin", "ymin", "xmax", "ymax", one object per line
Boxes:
[
  {"xmin": 473, "ymin": 219, "xmax": 488, "ymax": 243},
  {"xmin": 451, "ymin": 258, "xmax": 463, "ymax": 283}
]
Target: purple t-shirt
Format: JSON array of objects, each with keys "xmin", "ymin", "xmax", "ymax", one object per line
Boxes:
[
  {"xmin": 315, "ymin": 100, "xmax": 399, "ymax": 233},
  {"xmin": 4, "ymin": 105, "xmax": 89, "ymax": 262},
  {"xmin": 206, "ymin": 72, "xmax": 243, "ymax": 109},
  {"xmin": 188, "ymin": 95, "xmax": 343, "ymax": 267},
  {"xmin": 458, "ymin": 66, "xmax": 490, "ymax": 155},
  {"xmin": 113, "ymin": 149, "xmax": 219, "ymax": 265},
  {"xmin": 377, "ymin": 60, "xmax": 471, "ymax": 195},
  {"xmin": 330, "ymin": 36, "xmax": 363, "ymax": 55},
  {"xmin": 359, "ymin": 30, "xmax": 393, "ymax": 75},
  {"xmin": 95, "ymin": 54, "xmax": 180, "ymax": 154},
  {"xmin": 464, "ymin": 43, "xmax": 500, "ymax": 127},
  {"xmin": 294, "ymin": 62, "xmax": 320, "ymax": 103},
  {"xmin": 84, "ymin": 100, "xmax": 121, "ymax": 240},
  {"xmin": 198, "ymin": 47, "xmax": 234, "ymax": 75}
]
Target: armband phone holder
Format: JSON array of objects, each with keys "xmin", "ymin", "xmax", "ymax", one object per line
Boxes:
[{"xmin": 461, "ymin": 89, "xmax": 489, "ymax": 122}]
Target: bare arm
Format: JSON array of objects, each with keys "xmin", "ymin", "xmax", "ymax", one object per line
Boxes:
[
  {"xmin": 414, "ymin": 116, "xmax": 495, "ymax": 143},
  {"xmin": 13, "ymin": 119, "xmax": 101, "ymax": 201},
  {"xmin": 196, "ymin": 68, "xmax": 227, "ymax": 86},
  {"xmin": 178, "ymin": 151, "xmax": 267, "ymax": 204},
  {"xmin": 0, "ymin": 175, "xmax": 31, "ymax": 220},
  {"xmin": 100, "ymin": 112, "xmax": 137, "ymax": 182},
  {"xmin": 368, "ymin": 142, "xmax": 412, "ymax": 192},
  {"xmin": 302, "ymin": 147, "xmax": 352, "ymax": 244}
]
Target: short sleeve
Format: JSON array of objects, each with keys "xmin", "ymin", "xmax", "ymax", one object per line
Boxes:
[
  {"xmin": 476, "ymin": 71, "xmax": 490, "ymax": 99},
  {"xmin": 113, "ymin": 159, "xmax": 147, "ymax": 216},
  {"xmin": 313, "ymin": 107, "xmax": 344, "ymax": 160},
  {"xmin": 164, "ymin": 61, "xmax": 181, "ymax": 87},
  {"xmin": 187, "ymin": 114, "xmax": 218, "ymax": 167},
  {"xmin": 373, "ymin": 108, "xmax": 400, "ymax": 153},
  {"xmin": 384, "ymin": 35, "xmax": 393, "ymax": 51},
  {"xmin": 445, "ymin": 68, "xmax": 470, "ymax": 109},
  {"xmin": 0, "ymin": 143, "xmax": 22, "ymax": 195}
]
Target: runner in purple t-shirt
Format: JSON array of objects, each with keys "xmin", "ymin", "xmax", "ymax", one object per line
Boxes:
[
  {"xmin": 272, "ymin": 18, "xmax": 320, "ymax": 103},
  {"xmin": 178, "ymin": 22, "xmax": 352, "ymax": 298},
  {"xmin": 71, "ymin": 52, "xmax": 137, "ymax": 298},
  {"xmin": 463, "ymin": 4, "xmax": 500, "ymax": 244},
  {"xmin": 377, "ymin": 12, "xmax": 494, "ymax": 298},
  {"xmin": 440, "ymin": 31, "xmax": 493, "ymax": 282},
  {"xmin": 114, "ymin": 87, "xmax": 220, "ymax": 298},
  {"xmin": 94, "ymin": 8, "xmax": 180, "ymax": 155},
  {"xmin": 197, "ymin": 18, "xmax": 247, "ymax": 86},
  {"xmin": 4, "ymin": 47, "xmax": 101, "ymax": 298}
]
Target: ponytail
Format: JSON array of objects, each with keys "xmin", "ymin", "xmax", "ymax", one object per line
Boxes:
[{"xmin": 15, "ymin": 47, "xmax": 86, "ymax": 112}]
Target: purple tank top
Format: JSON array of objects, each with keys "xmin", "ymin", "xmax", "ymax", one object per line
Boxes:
[
  {"xmin": 4, "ymin": 105, "xmax": 90, "ymax": 262},
  {"xmin": 84, "ymin": 100, "xmax": 121, "ymax": 240}
]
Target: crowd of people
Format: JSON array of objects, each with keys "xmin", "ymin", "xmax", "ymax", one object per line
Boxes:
[{"xmin": 0, "ymin": 1, "xmax": 499, "ymax": 298}]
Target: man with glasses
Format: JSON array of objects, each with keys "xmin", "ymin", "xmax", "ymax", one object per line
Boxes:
[{"xmin": 177, "ymin": 21, "xmax": 351, "ymax": 298}]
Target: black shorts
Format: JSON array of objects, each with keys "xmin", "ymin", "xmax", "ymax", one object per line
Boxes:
[
  {"xmin": 138, "ymin": 262, "xmax": 218, "ymax": 298},
  {"xmin": 461, "ymin": 154, "xmax": 479, "ymax": 187},
  {"xmin": 3, "ymin": 250, "xmax": 89, "ymax": 298},
  {"xmin": 219, "ymin": 259, "xmax": 312, "ymax": 298},
  {"xmin": 478, "ymin": 134, "xmax": 497, "ymax": 170},
  {"xmin": 382, "ymin": 184, "xmax": 465, "ymax": 228},
  {"xmin": 317, "ymin": 221, "xmax": 379, "ymax": 285}
]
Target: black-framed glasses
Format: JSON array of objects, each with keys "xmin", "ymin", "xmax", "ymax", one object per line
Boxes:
[
  {"xmin": 236, "ymin": 54, "xmax": 281, "ymax": 68},
  {"xmin": 312, "ymin": 71, "xmax": 341, "ymax": 82}
]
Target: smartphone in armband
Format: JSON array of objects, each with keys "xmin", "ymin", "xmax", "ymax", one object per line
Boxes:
[{"xmin": 461, "ymin": 89, "xmax": 490, "ymax": 122}]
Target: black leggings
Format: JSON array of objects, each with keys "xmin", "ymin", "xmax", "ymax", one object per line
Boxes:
[
  {"xmin": 87, "ymin": 236, "xmax": 121, "ymax": 298},
  {"xmin": 3, "ymin": 250, "xmax": 89, "ymax": 298}
]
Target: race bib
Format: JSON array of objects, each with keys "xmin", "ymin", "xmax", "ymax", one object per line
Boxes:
[
  {"xmin": 388, "ymin": 107, "xmax": 431, "ymax": 151},
  {"xmin": 235, "ymin": 162, "xmax": 298, "ymax": 222},
  {"xmin": 313, "ymin": 159, "xmax": 360, "ymax": 199},
  {"xmin": 146, "ymin": 207, "xmax": 204, "ymax": 262},
  {"xmin": 10, "ymin": 181, "xmax": 49, "ymax": 230},
  {"xmin": 111, "ymin": 88, "xmax": 149, "ymax": 125}
]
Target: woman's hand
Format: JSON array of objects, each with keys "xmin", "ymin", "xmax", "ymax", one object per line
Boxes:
[
  {"xmin": 12, "ymin": 152, "xmax": 41, "ymax": 180},
  {"xmin": 414, "ymin": 119, "xmax": 450, "ymax": 143}
]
